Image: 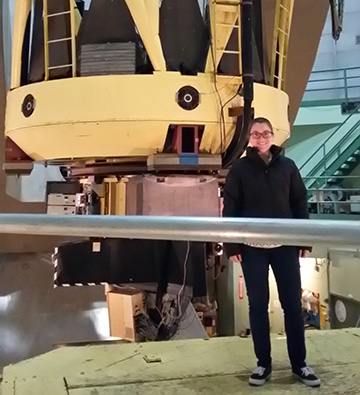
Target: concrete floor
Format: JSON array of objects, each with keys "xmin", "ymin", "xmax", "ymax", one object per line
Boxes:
[{"xmin": 1, "ymin": 328, "xmax": 360, "ymax": 394}]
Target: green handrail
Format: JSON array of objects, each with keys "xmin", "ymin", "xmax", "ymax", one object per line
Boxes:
[
  {"xmin": 307, "ymin": 119, "xmax": 360, "ymax": 178},
  {"xmin": 299, "ymin": 103, "xmax": 360, "ymax": 173}
]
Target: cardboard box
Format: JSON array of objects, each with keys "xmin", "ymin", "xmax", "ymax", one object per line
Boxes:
[{"xmin": 106, "ymin": 287, "xmax": 144, "ymax": 341}]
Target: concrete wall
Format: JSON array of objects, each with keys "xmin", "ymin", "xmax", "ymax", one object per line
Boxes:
[
  {"xmin": 286, "ymin": 106, "xmax": 342, "ymax": 170},
  {"xmin": 294, "ymin": 105, "xmax": 352, "ymax": 125},
  {"xmin": 329, "ymin": 250, "xmax": 360, "ymax": 302},
  {"xmin": 312, "ymin": 1, "xmax": 360, "ymax": 71},
  {"xmin": 286, "ymin": 124, "xmax": 338, "ymax": 168},
  {"xmin": 286, "ymin": 106, "xmax": 360, "ymax": 173},
  {"xmin": 303, "ymin": 1, "xmax": 360, "ymax": 103}
]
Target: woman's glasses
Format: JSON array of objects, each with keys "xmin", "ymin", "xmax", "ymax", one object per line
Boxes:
[{"xmin": 249, "ymin": 131, "xmax": 274, "ymax": 139}]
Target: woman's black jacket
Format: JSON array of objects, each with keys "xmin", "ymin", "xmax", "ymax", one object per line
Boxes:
[{"xmin": 222, "ymin": 145, "xmax": 310, "ymax": 257}]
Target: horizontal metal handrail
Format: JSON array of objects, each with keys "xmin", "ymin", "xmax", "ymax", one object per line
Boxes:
[
  {"xmin": 310, "ymin": 200, "xmax": 356, "ymax": 204},
  {"xmin": 0, "ymin": 214, "xmax": 359, "ymax": 248},
  {"xmin": 303, "ymin": 66, "xmax": 360, "ymax": 104},
  {"xmin": 308, "ymin": 76, "xmax": 360, "ymax": 83},
  {"xmin": 303, "ymin": 175, "xmax": 360, "ymax": 179},
  {"xmin": 306, "ymin": 84, "xmax": 360, "ymax": 92},
  {"xmin": 308, "ymin": 66, "xmax": 360, "ymax": 75},
  {"xmin": 308, "ymin": 188, "xmax": 360, "ymax": 191}
]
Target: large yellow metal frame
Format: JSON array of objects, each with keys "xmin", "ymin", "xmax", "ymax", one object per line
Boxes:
[
  {"xmin": 6, "ymin": 74, "xmax": 289, "ymax": 160},
  {"xmin": 43, "ymin": 0, "xmax": 78, "ymax": 80},
  {"xmin": 270, "ymin": 0, "xmax": 294, "ymax": 90},
  {"xmin": 205, "ymin": 0, "xmax": 242, "ymax": 78},
  {"xmin": 11, "ymin": 0, "xmax": 31, "ymax": 89},
  {"xmin": 7, "ymin": 0, "xmax": 290, "ymax": 163}
]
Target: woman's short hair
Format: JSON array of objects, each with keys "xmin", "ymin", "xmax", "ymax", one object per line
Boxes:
[{"xmin": 248, "ymin": 117, "xmax": 273, "ymax": 135}]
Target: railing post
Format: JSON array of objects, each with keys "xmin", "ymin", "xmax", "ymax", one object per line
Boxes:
[
  {"xmin": 344, "ymin": 69, "xmax": 348, "ymax": 103},
  {"xmin": 323, "ymin": 144, "xmax": 327, "ymax": 175},
  {"xmin": 316, "ymin": 187, "xmax": 321, "ymax": 214}
]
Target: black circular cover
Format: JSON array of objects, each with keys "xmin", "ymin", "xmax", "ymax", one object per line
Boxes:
[
  {"xmin": 176, "ymin": 86, "xmax": 200, "ymax": 110},
  {"xmin": 22, "ymin": 94, "xmax": 36, "ymax": 117}
]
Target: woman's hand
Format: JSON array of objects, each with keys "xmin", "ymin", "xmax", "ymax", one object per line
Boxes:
[
  {"xmin": 230, "ymin": 254, "xmax": 242, "ymax": 263},
  {"xmin": 299, "ymin": 249, "xmax": 309, "ymax": 258}
]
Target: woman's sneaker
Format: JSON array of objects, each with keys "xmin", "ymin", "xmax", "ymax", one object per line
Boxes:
[
  {"xmin": 249, "ymin": 366, "xmax": 272, "ymax": 386},
  {"xmin": 293, "ymin": 366, "xmax": 321, "ymax": 387}
]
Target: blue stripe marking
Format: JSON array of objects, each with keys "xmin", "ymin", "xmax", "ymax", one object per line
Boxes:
[{"xmin": 179, "ymin": 155, "xmax": 199, "ymax": 165}]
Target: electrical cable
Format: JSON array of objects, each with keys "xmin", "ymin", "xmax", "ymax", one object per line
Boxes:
[{"xmin": 171, "ymin": 240, "xmax": 191, "ymax": 320}]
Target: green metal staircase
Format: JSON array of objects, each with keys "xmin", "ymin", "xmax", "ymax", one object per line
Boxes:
[{"xmin": 299, "ymin": 106, "xmax": 360, "ymax": 190}]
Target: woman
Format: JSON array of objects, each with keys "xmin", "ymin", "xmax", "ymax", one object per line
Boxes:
[{"xmin": 223, "ymin": 117, "xmax": 320, "ymax": 387}]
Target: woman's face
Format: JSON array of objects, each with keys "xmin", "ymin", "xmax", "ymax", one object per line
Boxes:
[{"xmin": 249, "ymin": 122, "xmax": 274, "ymax": 154}]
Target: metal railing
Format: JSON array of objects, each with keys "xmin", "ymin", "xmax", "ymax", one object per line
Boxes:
[
  {"xmin": 299, "ymin": 104, "xmax": 360, "ymax": 180},
  {"xmin": 302, "ymin": 66, "xmax": 360, "ymax": 106},
  {"xmin": 0, "ymin": 214, "xmax": 360, "ymax": 248}
]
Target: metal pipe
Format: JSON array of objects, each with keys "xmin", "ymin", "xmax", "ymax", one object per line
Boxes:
[
  {"xmin": 304, "ymin": 175, "xmax": 360, "ymax": 179},
  {"xmin": 310, "ymin": 66, "xmax": 360, "ymax": 73},
  {"xmin": 308, "ymin": 76, "xmax": 360, "ymax": 83},
  {"xmin": 306, "ymin": 85, "xmax": 360, "ymax": 92},
  {"xmin": 0, "ymin": 214, "xmax": 359, "ymax": 248},
  {"xmin": 309, "ymin": 188, "xmax": 360, "ymax": 191},
  {"xmin": 344, "ymin": 68, "xmax": 348, "ymax": 102}
]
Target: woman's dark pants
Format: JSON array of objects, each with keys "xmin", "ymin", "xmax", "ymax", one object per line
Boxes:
[{"xmin": 241, "ymin": 245, "xmax": 306, "ymax": 370}]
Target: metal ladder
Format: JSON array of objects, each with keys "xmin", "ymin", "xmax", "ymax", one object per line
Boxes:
[
  {"xmin": 270, "ymin": 0, "xmax": 294, "ymax": 90},
  {"xmin": 207, "ymin": 0, "xmax": 242, "ymax": 78},
  {"xmin": 43, "ymin": 0, "xmax": 77, "ymax": 80}
]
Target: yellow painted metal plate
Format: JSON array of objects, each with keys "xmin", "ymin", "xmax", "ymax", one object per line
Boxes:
[{"xmin": 6, "ymin": 73, "xmax": 289, "ymax": 161}]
